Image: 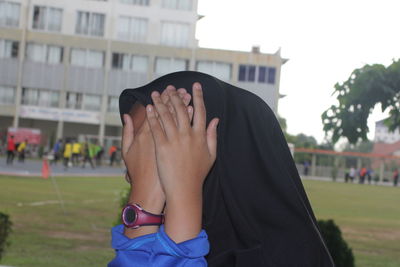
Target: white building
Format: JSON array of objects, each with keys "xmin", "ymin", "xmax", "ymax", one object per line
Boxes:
[
  {"xmin": 374, "ymin": 119, "xmax": 400, "ymax": 144},
  {"xmin": 0, "ymin": 0, "xmax": 287, "ymax": 148}
]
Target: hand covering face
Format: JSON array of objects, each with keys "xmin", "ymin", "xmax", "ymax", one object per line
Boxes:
[{"xmin": 119, "ymin": 71, "xmax": 334, "ymax": 267}]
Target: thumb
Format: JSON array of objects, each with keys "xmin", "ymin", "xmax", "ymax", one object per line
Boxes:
[
  {"xmin": 122, "ymin": 114, "xmax": 134, "ymax": 157},
  {"xmin": 206, "ymin": 118, "xmax": 219, "ymax": 161}
]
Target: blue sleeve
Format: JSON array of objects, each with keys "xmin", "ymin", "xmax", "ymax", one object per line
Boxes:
[{"xmin": 108, "ymin": 224, "xmax": 209, "ymax": 267}]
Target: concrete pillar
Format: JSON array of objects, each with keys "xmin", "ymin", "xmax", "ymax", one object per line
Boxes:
[
  {"xmin": 379, "ymin": 160, "xmax": 385, "ymax": 183},
  {"xmin": 56, "ymin": 120, "xmax": 64, "ymax": 140},
  {"xmin": 311, "ymin": 153, "xmax": 317, "ymax": 177},
  {"xmin": 13, "ymin": 0, "xmax": 31, "ymax": 128},
  {"xmin": 98, "ymin": 1, "xmax": 116, "ymax": 147}
]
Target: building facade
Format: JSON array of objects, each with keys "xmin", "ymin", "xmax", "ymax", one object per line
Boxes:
[
  {"xmin": 0, "ymin": 0, "xmax": 287, "ymax": 147},
  {"xmin": 374, "ymin": 119, "xmax": 400, "ymax": 144}
]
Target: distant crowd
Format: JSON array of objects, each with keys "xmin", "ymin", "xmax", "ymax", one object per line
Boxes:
[
  {"xmin": 5, "ymin": 135, "xmax": 121, "ymax": 170},
  {"xmin": 302, "ymin": 161, "xmax": 399, "ymax": 187}
]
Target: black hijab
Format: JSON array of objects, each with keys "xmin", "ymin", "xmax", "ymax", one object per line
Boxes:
[{"xmin": 119, "ymin": 71, "xmax": 334, "ymax": 266}]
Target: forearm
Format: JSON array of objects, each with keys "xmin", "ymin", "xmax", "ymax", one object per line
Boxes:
[
  {"xmin": 123, "ymin": 184, "xmax": 165, "ymax": 239},
  {"xmin": 164, "ymin": 189, "xmax": 203, "ymax": 243}
]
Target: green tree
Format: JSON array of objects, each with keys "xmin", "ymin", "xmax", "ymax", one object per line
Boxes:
[
  {"xmin": 0, "ymin": 212, "xmax": 12, "ymax": 260},
  {"xmin": 322, "ymin": 59, "xmax": 400, "ymax": 144},
  {"xmin": 318, "ymin": 219, "xmax": 355, "ymax": 267}
]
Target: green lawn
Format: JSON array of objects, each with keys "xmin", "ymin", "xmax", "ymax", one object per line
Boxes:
[
  {"xmin": 303, "ymin": 180, "xmax": 400, "ymax": 267},
  {"xmin": 0, "ymin": 176, "xmax": 127, "ymax": 267},
  {"xmin": 0, "ymin": 176, "xmax": 399, "ymax": 266}
]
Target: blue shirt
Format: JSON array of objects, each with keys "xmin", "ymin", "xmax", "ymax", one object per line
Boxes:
[{"xmin": 108, "ymin": 224, "xmax": 209, "ymax": 267}]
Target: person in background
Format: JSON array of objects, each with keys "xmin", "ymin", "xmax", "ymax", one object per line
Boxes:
[
  {"xmin": 366, "ymin": 168, "xmax": 373, "ymax": 184},
  {"xmin": 359, "ymin": 167, "xmax": 367, "ymax": 184},
  {"xmin": 51, "ymin": 139, "xmax": 62, "ymax": 165},
  {"xmin": 393, "ymin": 168, "xmax": 399, "ymax": 187},
  {"xmin": 349, "ymin": 166, "xmax": 356, "ymax": 183},
  {"xmin": 63, "ymin": 139, "xmax": 72, "ymax": 170},
  {"xmin": 6, "ymin": 135, "xmax": 15, "ymax": 165},
  {"xmin": 71, "ymin": 140, "xmax": 81, "ymax": 166},
  {"xmin": 17, "ymin": 139, "xmax": 28, "ymax": 163},
  {"xmin": 109, "ymin": 145, "xmax": 117, "ymax": 166},
  {"xmin": 344, "ymin": 170, "xmax": 349, "ymax": 183},
  {"xmin": 303, "ymin": 160, "xmax": 310, "ymax": 176},
  {"xmin": 81, "ymin": 140, "xmax": 95, "ymax": 169},
  {"xmin": 95, "ymin": 143, "xmax": 103, "ymax": 167}
]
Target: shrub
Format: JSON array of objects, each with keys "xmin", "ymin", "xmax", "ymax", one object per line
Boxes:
[
  {"xmin": 0, "ymin": 212, "xmax": 12, "ymax": 261},
  {"xmin": 318, "ymin": 219, "xmax": 354, "ymax": 267},
  {"xmin": 114, "ymin": 187, "xmax": 130, "ymax": 226}
]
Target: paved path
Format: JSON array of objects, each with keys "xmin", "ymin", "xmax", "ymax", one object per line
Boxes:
[{"xmin": 0, "ymin": 158, "xmax": 124, "ymax": 177}]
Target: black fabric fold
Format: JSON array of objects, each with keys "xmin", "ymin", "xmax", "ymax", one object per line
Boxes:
[{"xmin": 119, "ymin": 71, "xmax": 334, "ymax": 266}]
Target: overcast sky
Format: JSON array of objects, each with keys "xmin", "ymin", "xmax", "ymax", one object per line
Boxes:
[{"xmin": 196, "ymin": 0, "xmax": 399, "ymax": 143}]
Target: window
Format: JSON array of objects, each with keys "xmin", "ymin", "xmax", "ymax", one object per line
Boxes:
[
  {"xmin": 66, "ymin": 92, "xmax": 82, "ymax": 109},
  {"xmin": 0, "ymin": 1, "xmax": 20, "ymax": 27},
  {"xmin": 0, "ymin": 39, "xmax": 18, "ymax": 58},
  {"xmin": 112, "ymin": 53, "xmax": 148, "ymax": 72},
  {"xmin": 120, "ymin": 0, "xmax": 149, "ymax": 6},
  {"xmin": 155, "ymin": 57, "xmax": 187, "ymax": 76},
  {"xmin": 26, "ymin": 43, "xmax": 63, "ymax": 64},
  {"xmin": 83, "ymin": 94, "xmax": 101, "ymax": 111},
  {"xmin": 75, "ymin": 11, "xmax": 105, "ymax": 37},
  {"xmin": 257, "ymin": 66, "xmax": 276, "ymax": 84},
  {"xmin": 0, "ymin": 86, "xmax": 15, "ymax": 104},
  {"xmin": 117, "ymin": 16, "xmax": 148, "ymax": 42},
  {"xmin": 196, "ymin": 61, "xmax": 232, "ymax": 80},
  {"xmin": 248, "ymin": 65, "xmax": 256, "ymax": 82},
  {"xmin": 162, "ymin": 0, "xmax": 192, "ymax": 11},
  {"xmin": 258, "ymin": 66, "xmax": 267, "ymax": 83},
  {"xmin": 112, "ymin": 53, "xmax": 130, "ymax": 70},
  {"xmin": 239, "ymin": 65, "xmax": 277, "ymax": 84},
  {"xmin": 108, "ymin": 96, "xmax": 119, "ymax": 112},
  {"xmin": 268, "ymin": 67, "xmax": 276, "ymax": 84},
  {"xmin": 160, "ymin": 22, "xmax": 189, "ymax": 47},
  {"xmin": 238, "ymin": 65, "xmax": 256, "ymax": 82},
  {"xmin": 22, "ymin": 88, "xmax": 59, "ymax": 107},
  {"xmin": 32, "ymin": 6, "xmax": 62, "ymax": 32},
  {"xmin": 70, "ymin": 49, "xmax": 104, "ymax": 68}
]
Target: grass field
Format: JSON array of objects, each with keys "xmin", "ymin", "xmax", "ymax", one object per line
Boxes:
[{"xmin": 0, "ymin": 176, "xmax": 399, "ymax": 267}]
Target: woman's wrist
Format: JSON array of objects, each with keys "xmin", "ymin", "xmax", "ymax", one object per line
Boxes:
[
  {"xmin": 129, "ymin": 186, "xmax": 165, "ymax": 214},
  {"xmin": 123, "ymin": 183, "xmax": 165, "ymax": 239},
  {"xmin": 164, "ymin": 190, "xmax": 203, "ymax": 243}
]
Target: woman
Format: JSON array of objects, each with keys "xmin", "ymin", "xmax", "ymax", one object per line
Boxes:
[{"xmin": 111, "ymin": 71, "xmax": 334, "ymax": 266}]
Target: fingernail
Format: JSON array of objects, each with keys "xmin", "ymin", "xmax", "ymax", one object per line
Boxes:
[
  {"xmin": 147, "ymin": 105, "xmax": 153, "ymax": 113},
  {"xmin": 123, "ymin": 114, "xmax": 128, "ymax": 124},
  {"xmin": 152, "ymin": 91, "xmax": 160, "ymax": 97}
]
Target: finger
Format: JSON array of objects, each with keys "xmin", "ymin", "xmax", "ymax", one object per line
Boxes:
[
  {"xmin": 177, "ymin": 88, "xmax": 191, "ymax": 106},
  {"xmin": 187, "ymin": 106, "xmax": 194, "ymax": 123},
  {"xmin": 192, "ymin": 82, "xmax": 206, "ymax": 131},
  {"xmin": 146, "ymin": 104, "xmax": 167, "ymax": 145},
  {"xmin": 161, "ymin": 86, "xmax": 176, "ymax": 127},
  {"xmin": 151, "ymin": 91, "xmax": 177, "ymax": 138},
  {"xmin": 206, "ymin": 118, "xmax": 219, "ymax": 161},
  {"xmin": 161, "ymin": 86, "xmax": 179, "ymax": 126},
  {"xmin": 169, "ymin": 89, "xmax": 191, "ymax": 131},
  {"xmin": 183, "ymin": 93, "xmax": 191, "ymax": 106},
  {"xmin": 162, "ymin": 85, "xmax": 176, "ymax": 106},
  {"xmin": 121, "ymin": 114, "xmax": 134, "ymax": 157}
]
